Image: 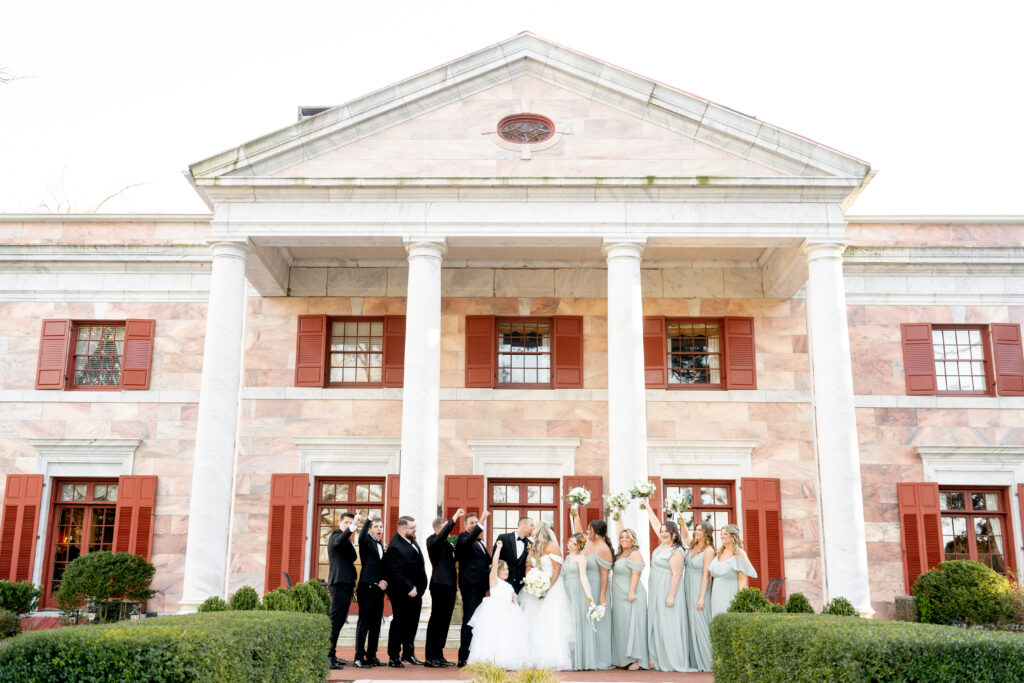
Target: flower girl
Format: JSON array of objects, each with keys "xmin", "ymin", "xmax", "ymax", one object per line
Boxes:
[{"xmin": 467, "ymin": 540, "xmax": 528, "ymax": 669}]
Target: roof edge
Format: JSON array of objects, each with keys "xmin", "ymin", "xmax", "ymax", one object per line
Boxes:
[{"xmin": 0, "ymin": 213, "xmax": 212, "ymax": 223}]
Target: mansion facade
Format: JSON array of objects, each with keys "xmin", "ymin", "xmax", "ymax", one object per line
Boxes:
[{"xmin": 2, "ymin": 34, "xmax": 1022, "ymax": 619}]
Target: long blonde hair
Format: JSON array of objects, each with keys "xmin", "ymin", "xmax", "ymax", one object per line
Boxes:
[
  {"xmin": 615, "ymin": 528, "xmax": 640, "ymax": 559},
  {"xmin": 528, "ymin": 522, "xmax": 555, "ymax": 567},
  {"xmin": 720, "ymin": 523, "xmax": 743, "ymax": 551}
]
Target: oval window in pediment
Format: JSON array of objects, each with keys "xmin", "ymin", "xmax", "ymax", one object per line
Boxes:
[{"xmin": 497, "ymin": 114, "xmax": 555, "ymax": 143}]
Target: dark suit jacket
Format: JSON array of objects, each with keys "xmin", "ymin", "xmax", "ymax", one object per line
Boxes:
[
  {"xmin": 357, "ymin": 517, "xmax": 386, "ymax": 586},
  {"xmin": 383, "ymin": 533, "xmax": 428, "ymax": 597},
  {"xmin": 327, "ymin": 525, "xmax": 357, "ymax": 585},
  {"xmin": 494, "ymin": 531, "xmax": 531, "ymax": 591},
  {"xmin": 456, "ymin": 524, "xmax": 491, "ymax": 591},
  {"xmin": 426, "ymin": 519, "xmax": 457, "ymax": 589}
]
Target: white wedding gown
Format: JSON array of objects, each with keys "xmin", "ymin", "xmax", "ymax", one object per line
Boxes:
[{"xmin": 518, "ymin": 552, "xmax": 573, "ymax": 671}]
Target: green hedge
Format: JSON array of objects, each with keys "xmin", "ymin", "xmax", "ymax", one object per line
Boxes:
[
  {"xmin": 711, "ymin": 613, "xmax": 1024, "ymax": 682},
  {"xmin": 0, "ymin": 610, "xmax": 329, "ymax": 683}
]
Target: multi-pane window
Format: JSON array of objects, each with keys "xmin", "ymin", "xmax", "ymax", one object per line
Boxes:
[
  {"xmin": 933, "ymin": 327, "xmax": 989, "ymax": 394},
  {"xmin": 312, "ymin": 479, "xmax": 384, "ymax": 590},
  {"xmin": 664, "ymin": 481, "xmax": 735, "ymax": 547},
  {"xmin": 666, "ymin": 321, "xmax": 721, "ymax": 387},
  {"xmin": 46, "ymin": 480, "xmax": 118, "ymax": 602},
  {"xmin": 71, "ymin": 324, "xmax": 126, "ymax": 387},
  {"xmin": 497, "ymin": 320, "xmax": 552, "ymax": 386},
  {"xmin": 487, "ymin": 480, "xmax": 558, "ymax": 546},
  {"xmin": 939, "ymin": 488, "xmax": 1010, "ymax": 574},
  {"xmin": 328, "ymin": 319, "xmax": 384, "ymax": 385}
]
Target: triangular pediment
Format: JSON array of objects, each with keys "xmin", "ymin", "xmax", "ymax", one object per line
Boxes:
[{"xmin": 189, "ymin": 33, "xmax": 869, "ymax": 182}]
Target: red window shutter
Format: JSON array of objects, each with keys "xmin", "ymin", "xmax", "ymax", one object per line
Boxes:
[
  {"xmin": 740, "ymin": 478, "xmax": 785, "ymax": 600},
  {"xmin": 465, "ymin": 315, "xmax": 496, "ymax": 388},
  {"xmin": 112, "ymin": 475, "xmax": 157, "ymax": 559},
  {"xmin": 382, "ymin": 315, "xmax": 406, "ymax": 387},
  {"xmin": 724, "ymin": 317, "xmax": 757, "ymax": 390},
  {"xmin": 294, "ymin": 315, "xmax": 328, "ymax": 387},
  {"xmin": 562, "ymin": 476, "xmax": 603, "ymax": 543},
  {"xmin": 264, "ymin": 474, "xmax": 309, "ymax": 592},
  {"xmin": 443, "ymin": 475, "xmax": 485, "ymax": 522},
  {"xmin": 992, "ymin": 323, "xmax": 1024, "ymax": 396},
  {"xmin": 552, "ymin": 316, "xmax": 584, "ymax": 389},
  {"xmin": 897, "ymin": 482, "xmax": 943, "ymax": 594},
  {"xmin": 0, "ymin": 474, "xmax": 44, "ymax": 582},
  {"xmin": 385, "ymin": 474, "xmax": 401, "ymax": 542},
  {"xmin": 121, "ymin": 319, "xmax": 155, "ymax": 390},
  {"xmin": 648, "ymin": 475, "xmax": 663, "ymax": 551},
  {"xmin": 900, "ymin": 323, "xmax": 937, "ymax": 395},
  {"xmin": 643, "ymin": 317, "xmax": 667, "ymax": 388},
  {"xmin": 35, "ymin": 319, "xmax": 70, "ymax": 390}
]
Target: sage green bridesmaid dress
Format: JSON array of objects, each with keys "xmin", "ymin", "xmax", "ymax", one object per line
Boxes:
[
  {"xmin": 610, "ymin": 554, "xmax": 649, "ymax": 669},
  {"xmin": 708, "ymin": 553, "xmax": 758, "ymax": 620},
  {"xmin": 683, "ymin": 549, "xmax": 713, "ymax": 672},
  {"xmin": 647, "ymin": 545, "xmax": 693, "ymax": 672},
  {"xmin": 585, "ymin": 554, "xmax": 614, "ymax": 670},
  {"xmin": 563, "ymin": 556, "xmax": 597, "ymax": 671}
]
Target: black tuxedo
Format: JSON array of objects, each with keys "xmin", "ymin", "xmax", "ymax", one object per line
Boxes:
[
  {"xmin": 455, "ymin": 523, "xmax": 492, "ymax": 662},
  {"xmin": 425, "ymin": 518, "xmax": 457, "ymax": 662},
  {"xmin": 327, "ymin": 525, "xmax": 357, "ymax": 661},
  {"xmin": 383, "ymin": 533, "xmax": 427, "ymax": 661},
  {"xmin": 494, "ymin": 531, "xmax": 531, "ymax": 594},
  {"xmin": 354, "ymin": 518, "xmax": 387, "ymax": 662}
]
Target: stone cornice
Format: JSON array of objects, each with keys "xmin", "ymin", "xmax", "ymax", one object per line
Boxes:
[
  {"xmin": 846, "ymin": 215, "xmax": 1024, "ymax": 224},
  {"xmin": 0, "ymin": 214, "xmax": 211, "ymax": 223},
  {"xmin": 844, "ymin": 245, "xmax": 1024, "ymax": 266}
]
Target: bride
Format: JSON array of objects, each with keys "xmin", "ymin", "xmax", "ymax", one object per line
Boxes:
[{"xmin": 518, "ymin": 522, "xmax": 573, "ymax": 670}]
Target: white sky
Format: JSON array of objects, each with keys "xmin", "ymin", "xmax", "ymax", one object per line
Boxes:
[{"xmin": 2, "ymin": 0, "xmax": 1022, "ymax": 216}]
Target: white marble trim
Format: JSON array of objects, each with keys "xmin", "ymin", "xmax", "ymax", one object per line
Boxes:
[{"xmin": 467, "ymin": 438, "xmax": 579, "ymax": 478}]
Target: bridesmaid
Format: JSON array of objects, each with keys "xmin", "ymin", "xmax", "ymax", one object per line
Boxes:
[
  {"xmin": 683, "ymin": 520, "xmax": 716, "ymax": 672},
  {"xmin": 584, "ymin": 520, "xmax": 615, "ymax": 670},
  {"xmin": 645, "ymin": 505, "xmax": 693, "ymax": 672},
  {"xmin": 610, "ymin": 524, "xmax": 648, "ymax": 671},
  {"xmin": 708, "ymin": 523, "xmax": 758, "ymax": 619},
  {"xmin": 563, "ymin": 532, "xmax": 597, "ymax": 671}
]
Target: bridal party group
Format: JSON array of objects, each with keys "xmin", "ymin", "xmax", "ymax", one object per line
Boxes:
[{"xmin": 322, "ymin": 488, "xmax": 757, "ymax": 673}]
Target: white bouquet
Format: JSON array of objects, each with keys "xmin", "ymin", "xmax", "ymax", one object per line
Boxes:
[
  {"xmin": 587, "ymin": 599, "xmax": 607, "ymax": 623},
  {"xmin": 664, "ymin": 494, "xmax": 691, "ymax": 517},
  {"xmin": 524, "ymin": 566, "xmax": 550, "ymax": 599},
  {"xmin": 565, "ymin": 486, "xmax": 591, "ymax": 517},
  {"xmin": 630, "ymin": 480, "xmax": 655, "ymax": 509},
  {"xmin": 605, "ymin": 492, "xmax": 629, "ymax": 521}
]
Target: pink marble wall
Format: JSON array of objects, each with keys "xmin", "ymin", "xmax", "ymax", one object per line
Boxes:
[{"xmin": 846, "ymin": 221, "xmax": 1024, "ymax": 247}]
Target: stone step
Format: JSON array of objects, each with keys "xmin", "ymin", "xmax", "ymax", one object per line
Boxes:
[{"xmin": 337, "ymin": 615, "xmax": 461, "ymax": 649}]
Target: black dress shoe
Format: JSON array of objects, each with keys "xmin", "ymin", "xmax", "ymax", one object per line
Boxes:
[
  {"xmin": 423, "ymin": 660, "xmax": 444, "ymax": 668},
  {"xmin": 402, "ymin": 655, "xmax": 424, "ymax": 666},
  {"xmin": 337, "ymin": 659, "xmax": 348, "ymax": 666},
  {"xmin": 353, "ymin": 659, "xmax": 373, "ymax": 669},
  {"xmin": 388, "ymin": 659, "xmax": 405, "ymax": 668},
  {"xmin": 329, "ymin": 658, "xmax": 345, "ymax": 670},
  {"xmin": 370, "ymin": 657, "xmax": 385, "ymax": 667},
  {"xmin": 457, "ymin": 659, "xmax": 468, "ymax": 668},
  {"xmin": 442, "ymin": 659, "xmax": 456, "ymax": 667}
]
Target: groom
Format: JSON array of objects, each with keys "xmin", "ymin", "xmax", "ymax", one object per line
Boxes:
[{"xmin": 494, "ymin": 516, "xmax": 534, "ymax": 593}]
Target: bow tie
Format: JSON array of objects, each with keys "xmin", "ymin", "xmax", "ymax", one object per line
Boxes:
[{"xmin": 518, "ymin": 537, "xmax": 531, "ymax": 544}]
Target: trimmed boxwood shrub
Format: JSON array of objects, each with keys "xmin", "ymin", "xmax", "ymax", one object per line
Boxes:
[
  {"xmin": 305, "ymin": 579, "xmax": 331, "ymax": 613},
  {"xmin": 228, "ymin": 586, "xmax": 261, "ymax": 611},
  {"xmin": 821, "ymin": 596, "xmax": 859, "ymax": 617},
  {"xmin": 197, "ymin": 596, "xmax": 228, "ymax": 612},
  {"xmin": 55, "ymin": 551, "xmax": 156, "ymax": 622},
  {"xmin": 0, "ymin": 580, "xmax": 42, "ymax": 616},
  {"xmin": 0, "ymin": 609, "xmax": 20, "ymax": 640},
  {"xmin": 711, "ymin": 613, "xmax": 1024, "ymax": 682},
  {"xmin": 0, "ymin": 610, "xmax": 329, "ymax": 682},
  {"xmin": 784, "ymin": 592, "xmax": 814, "ymax": 614},
  {"xmin": 728, "ymin": 587, "xmax": 781, "ymax": 613},
  {"xmin": 913, "ymin": 560, "xmax": 1015, "ymax": 626},
  {"xmin": 289, "ymin": 582, "xmax": 327, "ymax": 615},
  {"xmin": 263, "ymin": 587, "xmax": 297, "ymax": 612}
]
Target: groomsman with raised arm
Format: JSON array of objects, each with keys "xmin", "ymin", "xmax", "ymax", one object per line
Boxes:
[
  {"xmin": 383, "ymin": 516, "xmax": 427, "ymax": 668},
  {"xmin": 353, "ymin": 517, "xmax": 387, "ymax": 669},
  {"xmin": 455, "ymin": 509, "xmax": 491, "ymax": 667},
  {"xmin": 424, "ymin": 508, "xmax": 464, "ymax": 668},
  {"xmin": 326, "ymin": 511, "xmax": 361, "ymax": 671},
  {"xmin": 494, "ymin": 516, "xmax": 534, "ymax": 593}
]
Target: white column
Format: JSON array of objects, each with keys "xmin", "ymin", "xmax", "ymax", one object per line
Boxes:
[
  {"xmin": 399, "ymin": 239, "xmax": 445, "ymax": 574},
  {"xmin": 805, "ymin": 242, "xmax": 873, "ymax": 616},
  {"xmin": 604, "ymin": 240, "xmax": 651, "ymax": 562},
  {"xmin": 180, "ymin": 240, "xmax": 249, "ymax": 611}
]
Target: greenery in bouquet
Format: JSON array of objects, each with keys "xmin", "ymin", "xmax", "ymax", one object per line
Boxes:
[
  {"xmin": 605, "ymin": 492, "xmax": 629, "ymax": 521},
  {"xmin": 629, "ymin": 480, "xmax": 655, "ymax": 509},
  {"xmin": 564, "ymin": 486, "xmax": 591, "ymax": 517},
  {"xmin": 664, "ymin": 494, "xmax": 690, "ymax": 519},
  {"xmin": 587, "ymin": 599, "xmax": 607, "ymax": 622}
]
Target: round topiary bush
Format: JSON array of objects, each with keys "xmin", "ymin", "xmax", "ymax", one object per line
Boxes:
[
  {"xmin": 289, "ymin": 582, "xmax": 327, "ymax": 615},
  {"xmin": 912, "ymin": 559, "xmax": 1015, "ymax": 626},
  {"xmin": 197, "ymin": 596, "xmax": 228, "ymax": 612},
  {"xmin": 0, "ymin": 580, "xmax": 42, "ymax": 616},
  {"xmin": 54, "ymin": 551, "xmax": 156, "ymax": 623},
  {"xmin": 822, "ymin": 596, "xmax": 859, "ymax": 617},
  {"xmin": 728, "ymin": 587, "xmax": 779, "ymax": 613},
  {"xmin": 0, "ymin": 609, "xmax": 20, "ymax": 640},
  {"xmin": 784, "ymin": 592, "xmax": 815, "ymax": 614},
  {"xmin": 263, "ymin": 587, "xmax": 297, "ymax": 612},
  {"xmin": 228, "ymin": 586, "xmax": 261, "ymax": 611}
]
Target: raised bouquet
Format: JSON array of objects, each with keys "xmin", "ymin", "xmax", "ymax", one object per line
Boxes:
[
  {"xmin": 565, "ymin": 487, "xmax": 591, "ymax": 517},
  {"xmin": 524, "ymin": 566, "xmax": 550, "ymax": 599},
  {"xmin": 664, "ymin": 494, "xmax": 691, "ymax": 518},
  {"xmin": 587, "ymin": 599, "xmax": 607, "ymax": 623},
  {"xmin": 605, "ymin": 491, "xmax": 629, "ymax": 521},
  {"xmin": 630, "ymin": 480, "xmax": 655, "ymax": 509}
]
